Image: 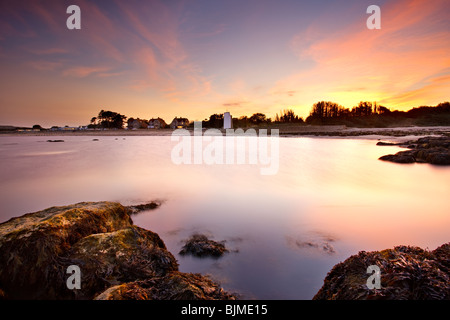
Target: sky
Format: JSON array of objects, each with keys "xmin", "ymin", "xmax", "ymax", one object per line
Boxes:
[{"xmin": 0, "ymin": 0, "xmax": 449, "ymax": 127}]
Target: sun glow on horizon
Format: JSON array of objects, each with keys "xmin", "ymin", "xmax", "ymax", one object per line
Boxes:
[{"xmin": 0, "ymin": 0, "xmax": 449, "ymax": 127}]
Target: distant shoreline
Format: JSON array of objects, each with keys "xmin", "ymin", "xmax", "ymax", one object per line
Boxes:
[{"xmin": 1, "ymin": 125, "xmax": 450, "ymax": 138}]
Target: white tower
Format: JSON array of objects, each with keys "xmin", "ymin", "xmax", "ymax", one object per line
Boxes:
[{"xmin": 223, "ymin": 112, "xmax": 233, "ymax": 129}]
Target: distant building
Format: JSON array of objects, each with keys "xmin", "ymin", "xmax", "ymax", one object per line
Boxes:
[
  {"xmin": 128, "ymin": 118, "xmax": 148, "ymax": 130},
  {"xmin": 170, "ymin": 117, "xmax": 189, "ymax": 129},
  {"xmin": 62, "ymin": 126, "xmax": 78, "ymax": 131},
  {"xmin": 148, "ymin": 118, "xmax": 167, "ymax": 129},
  {"xmin": 223, "ymin": 112, "xmax": 233, "ymax": 129}
]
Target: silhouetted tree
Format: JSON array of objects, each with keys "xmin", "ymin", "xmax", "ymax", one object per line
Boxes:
[
  {"xmin": 97, "ymin": 110, "xmax": 127, "ymax": 129},
  {"xmin": 276, "ymin": 109, "xmax": 304, "ymax": 123},
  {"xmin": 203, "ymin": 113, "xmax": 224, "ymax": 128},
  {"xmin": 249, "ymin": 113, "xmax": 267, "ymax": 125}
]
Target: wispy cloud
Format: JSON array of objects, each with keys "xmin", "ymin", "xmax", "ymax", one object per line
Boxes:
[
  {"xmin": 63, "ymin": 66, "xmax": 113, "ymax": 78},
  {"xmin": 223, "ymin": 101, "xmax": 249, "ymax": 108},
  {"xmin": 27, "ymin": 61, "xmax": 63, "ymax": 71},
  {"xmin": 282, "ymin": 0, "xmax": 450, "ymax": 110},
  {"xmin": 27, "ymin": 47, "xmax": 70, "ymax": 55}
]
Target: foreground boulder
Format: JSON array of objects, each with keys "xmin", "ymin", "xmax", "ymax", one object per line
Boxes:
[
  {"xmin": 0, "ymin": 202, "xmax": 235, "ymax": 300},
  {"xmin": 378, "ymin": 136, "xmax": 450, "ymax": 165},
  {"xmin": 95, "ymin": 272, "xmax": 235, "ymax": 300},
  {"xmin": 313, "ymin": 243, "xmax": 450, "ymax": 300}
]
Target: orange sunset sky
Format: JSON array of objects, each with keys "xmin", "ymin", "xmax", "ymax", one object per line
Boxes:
[{"xmin": 0, "ymin": 0, "xmax": 449, "ymax": 127}]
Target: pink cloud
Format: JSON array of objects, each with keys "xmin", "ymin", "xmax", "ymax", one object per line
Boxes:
[
  {"xmin": 381, "ymin": 74, "xmax": 450, "ymax": 106},
  {"xmin": 282, "ymin": 0, "xmax": 450, "ymax": 109},
  {"xmin": 63, "ymin": 66, "xmax": 112, "ymax": 78}
]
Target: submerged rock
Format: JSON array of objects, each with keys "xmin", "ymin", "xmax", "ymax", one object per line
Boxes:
[
  {"xmin": 125, "ymin": 202, "xmax": 161, "ymax": 214},
  {"xmin": 0, "ymin": 202, "xmax": 235, "ymax": 300},
  {"xmin": 179, "ymin": 234, "xmax": 228, "ymax": 257},
  {"xmin": 313, "ymin": 243, "xmax": 450, "ymax": 300},
  {"xmin": 376, "ymin": 141, "xmax": 398, "ymax": 146},
  {"xmin": 378, "ymin": 136, "xmax": 450, "ymax": 165}
]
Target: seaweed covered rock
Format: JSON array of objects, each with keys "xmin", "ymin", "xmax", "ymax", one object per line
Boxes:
[
  {"xmin": 95, "ymin": 272, "xmax": 236, "ymax": 300},
  {"xmin": 66, "ymin": 226, "xmax": 178, "ymax": 299},
  {"xmin": 313, "ymin": 243, "xmax": 450, "ymax": 300},
  {"xmin": 0, "ymin": 202, "xmax": 132, "ymax": 299},
  {"xmin": 179, "ymin": 234, "xmax": 228, "ymax": 257},
  {"xmin": 0, "ymin": 202, "xmax": 235, "ymax": 300},
  {"xmin": 379, "ymin": 151, "xmax": 416, "ymax": 164},
  {"xmin": 379, "ymin": 136, "xmax": 450, "ymax": 165}
]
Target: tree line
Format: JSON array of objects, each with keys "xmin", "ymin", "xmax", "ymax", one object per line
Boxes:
[
  {"xmin": 305, "ymin": 101, "xmax": 450, "ymax": 126},
  {"xmin": 87, "ymin": 101, "xmax": 450, "ymax": 130}
]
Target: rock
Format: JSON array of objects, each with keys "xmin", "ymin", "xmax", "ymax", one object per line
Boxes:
[
  {"xmin": 66, "ymin": 226, "xmax": 178, "ymax": 299},
  {"xmin": 429, "ymin": 153, "xmax": 450, "ymax": 165},
  {"xmin": 0, "ymin": 202, "xmax": 235, "ymax": 300},
  {"xmin": 376, "ymin": 141, "xmax": 397, "ymax": 146},
  {"xmin": 126, "ymin": 202, "xmax": 161, "ymax": 214},
  {"xmin": 313, "ymin": 243, "xmax": 450, "ymax": 300},
  {"xmin": 378, "ymin": 136, "xmax": 450, "ymax": 165},
  {"xmin": 95, "ymin": 272, "xmax": 236, "ymax": 300},
  {"xmin": 179, "ymin": 234, "xmax": 228, "ymax": 257},
  {"xmin": 0, "ymin": 202, "xmax": 132, "ymax": 299},
  {"xmin": 379, "ymin": 151, "xmax": 416, "ymax": 163}
]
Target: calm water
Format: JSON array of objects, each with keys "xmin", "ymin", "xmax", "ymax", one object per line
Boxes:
[{"xmin": 0, "ymin": 135, "xmax": 449, "ymax": 299}]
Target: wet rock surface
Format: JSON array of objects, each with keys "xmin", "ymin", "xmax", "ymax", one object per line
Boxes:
[
  {"xmin": 313, "ymin": 243, "xmax": 450, "ymax": 300},
  {"xmin": 378, "ymin": 136, "xmax": 450, "ymax": 165},
  {"xmin": 125, "ymin": 201, "xmax": 161, "ymax": 214},
  {"xmin": 95, "ymin": 272, "xmax": 236, "ymax": 300},
  {"xmin": 0, "ymin": 202, "xmax": 235, "ymax": 300},
  {"xmin": 179, "ymin": 234, "xmax": 229, "ymax": 257}
]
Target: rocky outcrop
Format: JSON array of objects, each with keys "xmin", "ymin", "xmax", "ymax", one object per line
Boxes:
[
  {"xmin": 179, "ymin": 234, "xmax": 228, "ymax": 257},
  {"xmin": 95, "ymin": 272, "xmax": 236, "ymax": 300},
  {"xmin": 0, "ymin": 202, "xmax": 235, "ymax": 300},
  {"xmin": 378, "ymin": 136, "xmax": 450, "ymax": 165},
  {"xmin": 313, "ymin": 243, "xmax": 450, "ymax": 300}
]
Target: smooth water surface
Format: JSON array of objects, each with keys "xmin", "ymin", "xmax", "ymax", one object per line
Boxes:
[{"xmin": 0, "ymin": 135, "xmax": 449, "ymax": 299}]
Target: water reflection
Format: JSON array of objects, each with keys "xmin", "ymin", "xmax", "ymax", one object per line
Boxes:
[{"xmin": 0, "ymin": 135, "xmax": 449, "ymax": 299}]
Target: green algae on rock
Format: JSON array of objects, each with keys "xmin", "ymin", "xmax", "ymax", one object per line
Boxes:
[
  {"xmin": 313, "ymin": 243, "xmax": 450, "ymax": 300},
  {"xmin": 95, "ymin": 272, "xmax": 236, "ymax": 300},
  {"xmin": 0, "ymin": 202, "xmax": 236, "ymax": 300}
]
